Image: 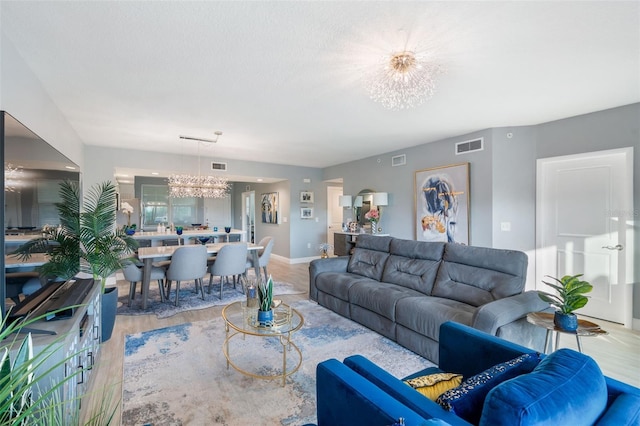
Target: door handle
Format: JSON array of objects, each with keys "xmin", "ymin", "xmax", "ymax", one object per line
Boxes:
[{"xmin": 602, "ymin": 244, "xmax": 623, "ymax": 251}]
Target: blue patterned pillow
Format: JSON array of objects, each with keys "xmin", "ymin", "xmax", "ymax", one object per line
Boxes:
[{"xmin": 436, "ymin": 352, "xmax": 541, "ymax": 424}]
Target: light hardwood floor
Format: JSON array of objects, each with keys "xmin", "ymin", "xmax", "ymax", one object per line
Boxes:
[{"xmin": 82, "ymin": 258, "xmax": 640, "ymax": 423}]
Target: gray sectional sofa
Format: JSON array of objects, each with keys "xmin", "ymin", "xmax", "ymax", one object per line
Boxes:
[{"xmin": 309, "ymin": 234, "xmax": 549, "ymax": 362}]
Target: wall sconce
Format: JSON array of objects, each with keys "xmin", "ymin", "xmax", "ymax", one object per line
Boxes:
[{"xmin": 338, "ymin": 195, "xmax": 352, "ymax": 208}]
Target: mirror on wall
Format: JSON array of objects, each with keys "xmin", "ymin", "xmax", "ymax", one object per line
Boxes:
[
  {"xmin": 355, "ymin": 189, "xmax": 375, "ymax": 227},
  {"xmin": 2, "ymin": 111, "xmax": 81, "ymax": 317}
]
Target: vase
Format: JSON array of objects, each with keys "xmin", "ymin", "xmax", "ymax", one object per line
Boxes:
[
  {"xmin": 125, "ymin": 229, "xmax": 136, "ymax": 235},
  {"xmin": 257, "ymin": 309, "xmax": 274, "ymax": 326},
  {"xmin": 554, "ymin": 311, "xmax": 578, "ymax": 332},
  {"xmin": 101, "ymin": 286, "xmax": 118, "ymax": 342},
  {"xmin": 370, "ymin": 222, "xmax": 377, "ymax": 234},
  {"xmin": 321, "ymin": 249, "xmax": 329, "ymax": 258}
]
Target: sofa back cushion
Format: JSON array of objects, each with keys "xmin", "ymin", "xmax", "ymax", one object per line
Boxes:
[
  {"xmin": 347, "ymin": 235, "xmax": 392, "ymax": 281},
  {"xmin": 382, "ymin": 240, "xmax": 445, "ymax": 294},
  {"xmin": 432, "ymin": 244, "xmax": 528, "ymax": 306},
  {"xmin": 480, "ymin": 349, "xmax": 608, "ymax": 426}
]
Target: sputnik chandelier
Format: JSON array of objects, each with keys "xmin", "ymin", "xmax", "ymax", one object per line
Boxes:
[
  {"xmin": 367, "ymin": 50, "xmax": 443, "ymax": 110},
  {"xmin": 168, "ymin": 132, "xmax": 230, "ymax": 199}
]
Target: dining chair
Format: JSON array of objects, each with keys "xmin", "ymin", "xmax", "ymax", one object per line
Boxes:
[
  {"xmin": 246, "ymin": 236, "xmax": 274, "ymax": 282},
  {"xmin": 123, "ymin": 262, "xmax": 167, "ymax": 307},
  {"xmin": 165, "ymin": 245, "xmax": 208, "ymax": 306},
  {"xmin": 208, "ymin": 243, "xmax": 248, "ymax": 300}
]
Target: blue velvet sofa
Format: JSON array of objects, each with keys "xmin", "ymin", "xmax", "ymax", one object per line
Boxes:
[{"xmin": 315, "ymin": 322, "xmax": 640, "ymax": 426}]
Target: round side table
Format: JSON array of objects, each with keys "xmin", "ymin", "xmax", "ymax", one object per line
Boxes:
[{"xmin": 526, "ymin": 312, "xmax": 607, "ymax": 354}]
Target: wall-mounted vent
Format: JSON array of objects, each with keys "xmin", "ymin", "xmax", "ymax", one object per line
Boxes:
[
  {"xmin": 211, "ymin": 161, "xmax": 228, "ymax": 171},
  {"xmin": 391, "ymin": 154, "xmax": 406, "ymax": 167},
  {"xmin": 455, "ymin": 137, "xmax": 484, "ymax": 155}
]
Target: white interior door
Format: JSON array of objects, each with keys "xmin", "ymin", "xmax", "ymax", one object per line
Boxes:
[
  {"xmin": 241, "ymin": 191, "xmax": 255, "ymax": 243},
  {"xmin": 327, "ymin": 186, "xmax": 343, "ymax": 256},
  {"xmin": 536, "ymin": 148, "xmax": 634, "ymax": 326}
]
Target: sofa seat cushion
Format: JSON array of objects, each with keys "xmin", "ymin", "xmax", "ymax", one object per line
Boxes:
[
  {"xmin": 316, "ymin": 272, "xmax": 373, "ymax": 301},
  {"xmin": 432, "ymin": 244, "xmax": 528, "ymax": 307},
  {"xmin": 395, "ymin": 296, "xmax": 475, "ymax": 341},
  {"xmin": 480, "ymin": 348, "xmax": 608, "ymax": 426},
  {"xmin": 349, "ymin": 281, "xmax": 424, "ymax": 320}
]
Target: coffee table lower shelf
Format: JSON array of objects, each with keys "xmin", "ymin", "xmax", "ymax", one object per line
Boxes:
[{"xmin": 222, "ymin": 330, "xmax": 303, "ymax": 387}]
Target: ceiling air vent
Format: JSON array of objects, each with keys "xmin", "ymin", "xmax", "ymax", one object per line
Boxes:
[
  {"xmin": 211, "ymin": 161, "xmax": 227, "ymax": 171},
  {"xmin": 455, "ymin": 137, "xmax": 484, "ymax": 155},
  {"xmin": 391, "ymin": 154, "xmax": 406, "ymax": 167}
]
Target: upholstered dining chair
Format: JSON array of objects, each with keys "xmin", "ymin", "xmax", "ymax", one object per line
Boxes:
[
  {"xmin": 123, "ymin": 262, "xmax": 167, "ymax": 307},
  {"xmin": 165, "ymin": 245, "xmax": 208, "ymax": 306},
  {"xmin": 246, "ymin": 236, "xmax": 274, "ymax": 282},
  {"xmin": 208, "ymin": 243, "xmax": 248, "ymax": 300}
]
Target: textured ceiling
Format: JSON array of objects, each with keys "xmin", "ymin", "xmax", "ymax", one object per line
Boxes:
[{"xmin": 1, "ymin": 1, "xmax": 638, "ymax": 170}]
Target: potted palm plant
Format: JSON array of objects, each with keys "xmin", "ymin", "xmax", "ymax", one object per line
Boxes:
[
  {"xmin": 537, "ymin": 274, "xmax": 593, "ymax": 331},
  {"xmin": 13, "ymin": 180, "xmax": 138, "ymax": 342}
]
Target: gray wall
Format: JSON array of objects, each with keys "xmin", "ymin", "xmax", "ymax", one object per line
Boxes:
[
  {"xmin": 325, "ymin": 103, "xmax": 639, "ymax": 321},
  {"xmin": 82, "ymin": 145, "xmax": 327, "ymax": 260},
  {"xmin": 0, "ymin": 33, "xmax": 84, "ymax": 168},
  {"xmin": 324, "ymin": 128, "xmax": 495, "ymax": 247}
]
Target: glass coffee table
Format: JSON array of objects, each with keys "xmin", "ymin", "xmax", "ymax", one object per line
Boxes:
[{"xmin": 222, "ymin": 301, "xmax": 304, "ymax": 386}]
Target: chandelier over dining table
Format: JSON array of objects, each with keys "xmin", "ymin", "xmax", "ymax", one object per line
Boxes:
[{"xmin": 169, "ymin": 132, "xmax": 230, "ymax": 198}]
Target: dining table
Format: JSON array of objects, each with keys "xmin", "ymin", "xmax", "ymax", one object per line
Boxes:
[{"xmin": 136, "ymin": 242, "xmax": 264, "ymax": 310}]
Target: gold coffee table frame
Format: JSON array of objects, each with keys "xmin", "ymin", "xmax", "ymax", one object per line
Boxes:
[{"xmin": 222, "ymin": 301, "xmax": 304, "ymax": 386}]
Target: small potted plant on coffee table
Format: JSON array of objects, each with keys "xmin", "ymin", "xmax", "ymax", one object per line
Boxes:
[
  {"xmin": 257, "ymin": 275, "xmax": 274, "ymax": 326},
  {"xmin": 537, "ymin": 274, "xmax": 593, "ymax": 331}
]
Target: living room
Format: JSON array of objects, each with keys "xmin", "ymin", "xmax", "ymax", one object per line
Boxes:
[{"xmin": 1, "ymin": 1, "xmax": 638, "ymax": 425}]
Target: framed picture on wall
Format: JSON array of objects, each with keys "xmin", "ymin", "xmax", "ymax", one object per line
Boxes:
[
  {"xmin": 300, "ymin": 207, "xmax": 313, "ymax": 219},
  {"xmin": 414, "ymin": 162, "xmax": 470, "ymax": 244},
  {"xmin": 300, "ymin": 190, "xmax": 314, "ymax": 203},
  {"xmin": 261, "ymin": 192, "xmax": 279, "ymax": 224}
]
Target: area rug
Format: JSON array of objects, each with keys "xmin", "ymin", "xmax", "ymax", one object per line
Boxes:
[
  {"xmin": 117, "ymin": 279, "xmax": 305, "ymax": 319},
  {"xmin": 122, "ymin": 299, "xmax": 435, "ymax": 425}
]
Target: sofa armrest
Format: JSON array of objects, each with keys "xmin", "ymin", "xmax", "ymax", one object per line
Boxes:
[
  {"xmin": 596, "ymin": 393, "xmax": 640, "ymax": 426},
  {"xmin": 316, "ymin": 359, "xmax": 433, "ymax": 426},
  {"xmin": 472, "ymin": 291, "xmax": 549, "ymax": 335},
  {"xmin": 343, "ymin": 355, "xmax": 470, "ymax": 426},
  {"xmin": 309, "ymin": 257, "xmax": 350, "ymax": 301}
]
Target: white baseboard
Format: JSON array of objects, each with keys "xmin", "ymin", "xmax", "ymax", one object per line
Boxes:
[{"xmin": 271, "ymin": 253, "xmax": 319, "ymax": 264}]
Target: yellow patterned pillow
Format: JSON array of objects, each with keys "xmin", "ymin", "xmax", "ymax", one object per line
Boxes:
[{"xmin": 404, "ymin": 373, "xmax": 463, "ymax": 401}]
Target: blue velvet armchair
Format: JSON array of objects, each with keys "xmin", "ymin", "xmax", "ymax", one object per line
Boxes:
[{"xmin": 315, "ymin": 322, "xmax": 640, "ymax": 425}]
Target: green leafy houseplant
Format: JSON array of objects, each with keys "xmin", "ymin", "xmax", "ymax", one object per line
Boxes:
[
  {"xmin": 13, "ymin": 180, "xmax": 138, "ymax": 290},
  {"xmin": 537, "ymin": 274, "xmax": 593, "ymax": 331},
  {"xmin": 257, "ymin": 275, "xmax": 274, "ymax": 312},
  {"xmin": 537, "ymin": 274, "xmax": 593, "ymax": 314}
]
